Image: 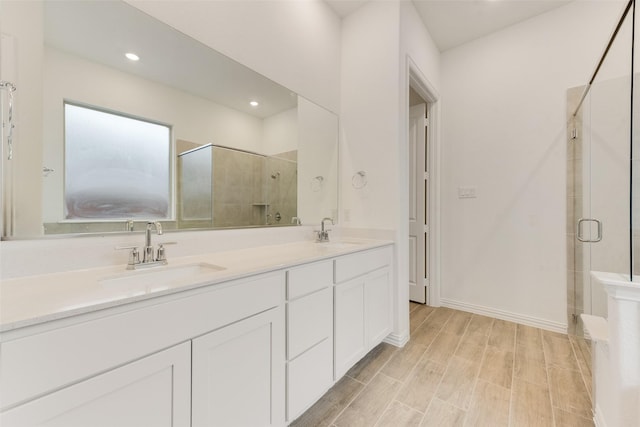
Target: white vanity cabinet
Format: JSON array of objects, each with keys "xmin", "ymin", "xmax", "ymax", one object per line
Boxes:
[
  {"xmin": 0, "ymin": 271, "xmax": 285, "ymax": 427},
  {"xmin": 1, "ymin": 342, "xmax": 191, "ymax": 427},
  {"xmin": 285, "ymin": 260, "xmax": 334, "ymax": 422},
  {"xmin": 0, "ymin": 241, "xmax": 395, "ymax": 427},
  {"xmin": 334, "ymin": 246, "xmax": 393, "ymax": 379}
]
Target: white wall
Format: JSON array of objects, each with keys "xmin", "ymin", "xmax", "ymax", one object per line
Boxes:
[
  {"xmin": 297, "ymin": 97, "xmax": 338, "ymax": 224},
  {"xmin": 340, "ymin": 1, "xmax": 401, "ymax": 230},
  {"xmin": 340, "ymin": 0, "xmax": 440, "ymax": 228},
  {"xmin": 262, "ymin": 107, "xmax": 298, "ymax": 156},
  {"xmin": 440, "ymin": 0, "xmax": 625, "ymax": 330},
  {"xmin": 399, "ymin": 1, "xmax": 441, "ymax": 93},
  {"xmin": 125, "ymin": 0, "xmax": 341, "ymax": 114}
]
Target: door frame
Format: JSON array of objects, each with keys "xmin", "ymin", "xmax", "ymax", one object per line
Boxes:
[{"xmin": 406, "ymin": 56, "xmax": 441, "ymax": 307}]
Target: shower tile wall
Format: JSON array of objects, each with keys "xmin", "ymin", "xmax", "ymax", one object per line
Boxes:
[
  {"xmin": 178, "ymin": 145, "xmax": 298, "ymax": 228},
  {"xmin": 567, "ymin": 86, "xmax": 584, "ymax": 336},
  {"xmin": 212, "ymin": 147, "xmax": 267, "ymax": 227}
]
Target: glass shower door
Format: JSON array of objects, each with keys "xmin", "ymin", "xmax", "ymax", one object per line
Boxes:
[{"xmin": 579, "ymin": 7, "xmax": 633, "ymax": 318}]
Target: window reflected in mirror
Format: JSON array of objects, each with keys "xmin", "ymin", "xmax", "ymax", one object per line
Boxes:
[{"xmin": 64, "ymin": 103, "xmax": 171, "ymax": 219}]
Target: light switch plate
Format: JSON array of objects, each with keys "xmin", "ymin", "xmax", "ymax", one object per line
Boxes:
[{"xmin": 458, "ymin": 187, "xmax": 477, "ymax": 199}]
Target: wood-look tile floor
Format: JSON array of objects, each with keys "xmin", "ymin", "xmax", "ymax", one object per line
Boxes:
[{"xmin": 291, "ymin": 304, "xmax": 594, "ymax": 427}]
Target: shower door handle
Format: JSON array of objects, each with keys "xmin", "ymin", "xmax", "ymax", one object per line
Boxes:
[{"xmin": 577, "ymin": 218, "xmax": 602, "ymax": 242}]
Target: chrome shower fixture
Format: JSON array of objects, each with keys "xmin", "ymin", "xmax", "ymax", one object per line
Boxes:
[{"xmin": 1, "ymin": 81, "xmax": 17, "ymax": 160}]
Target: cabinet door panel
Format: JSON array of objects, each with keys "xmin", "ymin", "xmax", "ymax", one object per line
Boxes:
[
  {"xmin": 334, "ymin": 278, "xmax": 366, "ymax": 379},
  {"xmin": 366, "ymin": 268, "xmax": 392, "ymax": 349},
  {"xmin": 287, "ymin": 338, "xmax": 333, "ymax": 421},
  {"xmin": 1, "ymin": 342, "xmax": 191, "ymax": 427},
  {"xmin": 192, "ymin": 307, "xmax": 285, "ymax": 427}
]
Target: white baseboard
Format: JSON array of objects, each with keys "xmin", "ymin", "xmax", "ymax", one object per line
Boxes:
[
  {"xmin": 384, "ymin": 331, "xmax": 409, "ymax": 348},
  {"xmin": 594, "ymin": 405, "xmax": 608, "ymax": 427},
  {"xmin": 439, "ymin": 298, "xmax": 567, "ymax": 334}
]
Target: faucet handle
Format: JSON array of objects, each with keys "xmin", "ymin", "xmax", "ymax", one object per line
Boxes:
[
  {"xmin": 115, "ymin": 246, "xmax": 140, "ymax": 267},
  {"xmin": 115, "ymin": 245, "xmax": 137, "ymax": 250},
  {"xmin": 314, "ymin": 230, "xmax": 330, "ymax": 242},
  {"xmin": 156, "ymin": 245, "xmax": 167, "ymax": 262},
  {"xmin": 156, "ymin": 242, "xmax": 177, "ymax": 262}
]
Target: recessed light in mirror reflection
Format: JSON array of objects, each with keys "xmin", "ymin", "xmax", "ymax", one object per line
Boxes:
[
  {"xmin": 249, "ymin": 100, "xmax": 259, "ymax": 107},
  {"xmin": 125, "ymin": 52, "xmax": 140, "ymax": 61}
]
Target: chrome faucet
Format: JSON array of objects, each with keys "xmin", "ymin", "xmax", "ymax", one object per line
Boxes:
[
  {"xmin": 144, "ymin": 221, "xmax": 163, "ymax": 263},
  {"xmin": 316, "ymin": 217, "xmax": 334, "ymax": 242},
  {"xmin": 116, "ymin": 221, "xmax": 175, "ymax": 270}
]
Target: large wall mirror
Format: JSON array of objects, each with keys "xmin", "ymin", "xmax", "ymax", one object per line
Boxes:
[{"xmin": 0, "ymin": 0, "xmax": 338, "ymax": 238}]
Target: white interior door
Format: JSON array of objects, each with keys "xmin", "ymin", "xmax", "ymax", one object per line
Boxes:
[{"xmin": 409, "ymin": 103, "xmax": 428, "ymax": 303}]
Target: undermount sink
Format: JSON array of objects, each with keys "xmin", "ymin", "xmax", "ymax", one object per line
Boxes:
[
  {"xmin": 99, "ymin": 262, "xmax": 226, "ymax": 289},
  {"xmin": 317, "ymin": 241, "xmax": 363, "ymax": 250}
]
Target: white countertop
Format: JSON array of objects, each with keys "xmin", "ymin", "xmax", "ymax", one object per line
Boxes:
[{"xmin": 0, "ymin": 239, "xmax": 392, "ymax": 332}]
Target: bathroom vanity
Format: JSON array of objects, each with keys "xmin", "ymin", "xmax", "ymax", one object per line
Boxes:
[{"xmin": 0, "ymin": 240, "xmax": 394, "ymax": 426}]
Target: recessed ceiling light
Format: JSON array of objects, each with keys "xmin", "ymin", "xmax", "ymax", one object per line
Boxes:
[
  {"xmin": 250, "ymin": 101, "xmax": 259, "ymax": 107},
  {"xmin": 125, "ymin": 52, "xmax": 140, "ymax": 61}
]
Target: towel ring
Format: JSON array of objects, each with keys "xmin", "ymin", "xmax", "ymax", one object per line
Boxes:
[
  {"xmin": 311, "ymin": 175, "xmax": 324, "ymax": 192},
  {"xmin": 352, "ymin": 171, "xmax": 367, "ymax": 189},
  {"xmin": 43, "ymin": 166, "xmax": 55, "ymax": 177}
]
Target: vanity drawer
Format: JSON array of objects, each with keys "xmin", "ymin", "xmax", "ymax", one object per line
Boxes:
[
  {"xmin": 334, "ymin": 246, "xmax": 392, "ymax": 283},
  {"xmin": 1, "ymin": 272, "xmax": 284, "ymax": 410},
  {"xmin": 287, "ymin": 287, "xmax": 332, "ymax": 360},
  {"xmin": 286, "ymin": 260, "xmax": 332, "ymax": 300}
]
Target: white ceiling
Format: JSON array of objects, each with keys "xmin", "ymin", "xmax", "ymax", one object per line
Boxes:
[{"xmin": 324, "ymin": 0, "xmax": 573, "ymax": 51}]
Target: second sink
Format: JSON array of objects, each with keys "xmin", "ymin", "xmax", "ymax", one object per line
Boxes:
[{"xmin": 317, "ymin": 241, "xmax": 364, "ymax": 250}]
